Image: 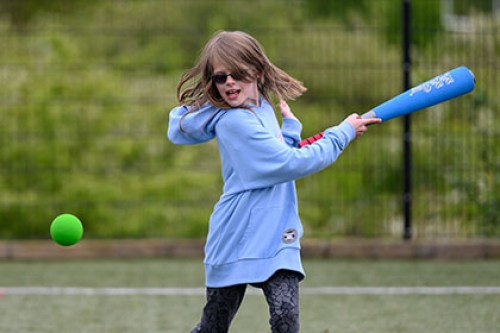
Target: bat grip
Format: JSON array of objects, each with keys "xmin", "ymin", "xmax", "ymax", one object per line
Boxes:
[{"xmin": 298, "ymin": 132, "xmax": 324, "ymax": 148}]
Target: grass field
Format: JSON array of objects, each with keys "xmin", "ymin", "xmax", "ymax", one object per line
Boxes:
[{"xmin": 1, "ymin": 259, "xmax": 499, "ymax": 332}]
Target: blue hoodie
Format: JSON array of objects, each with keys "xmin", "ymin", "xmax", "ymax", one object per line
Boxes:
[{"xmin": 168, "ymin": 98, "xmax": 355, "ymax": 287}]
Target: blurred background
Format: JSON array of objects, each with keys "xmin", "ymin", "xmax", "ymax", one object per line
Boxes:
[{"xmin": 1, "ymin": 0, "xmax": 499, "ymax": 241}]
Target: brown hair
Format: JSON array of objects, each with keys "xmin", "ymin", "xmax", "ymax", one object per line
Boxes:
[{"xmin": 177, "ymin": 30, "xmax": 307, "ymax": 110}]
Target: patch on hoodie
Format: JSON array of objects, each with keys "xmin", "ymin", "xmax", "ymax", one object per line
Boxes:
[{"xmin": 282, "ymin": 228, "xmax": 298, "ymax": 244}]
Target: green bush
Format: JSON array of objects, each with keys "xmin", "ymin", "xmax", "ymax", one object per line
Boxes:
[{"xmin": 0, "ymin": 0, "xmax": 498, "ymax": 239}]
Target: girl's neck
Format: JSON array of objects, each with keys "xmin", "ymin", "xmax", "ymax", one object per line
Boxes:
[{"xmin": 246, "ymin": 97, "xmax": 260, "ymax": 107}]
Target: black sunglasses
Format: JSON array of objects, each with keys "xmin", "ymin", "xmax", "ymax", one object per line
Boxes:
[{"xmin": 211, "ymin": 73, "xmax": 245, "ymax": 85}]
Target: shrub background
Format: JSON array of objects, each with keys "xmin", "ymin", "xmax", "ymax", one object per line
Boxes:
[{"xmin": 0, "ymin": 0, "xmax": 498, "ymax": 239}]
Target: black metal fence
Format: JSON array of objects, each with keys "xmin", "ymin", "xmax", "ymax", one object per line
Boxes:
[{"xmin": 1, "ymin": 0, "xmax": 499, "ymax": 239}]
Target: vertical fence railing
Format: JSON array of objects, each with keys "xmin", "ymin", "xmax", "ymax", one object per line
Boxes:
[{"xmin": 402, "ymin": 0, "xmax": 412, "ymax": 240}]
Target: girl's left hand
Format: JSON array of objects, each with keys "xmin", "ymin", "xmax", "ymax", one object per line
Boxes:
[
  {"xmin": 345, "ymin": 113, "xmax": 382, "ymax": 138},
  {"xmin": 279, "ymin": 100, "xmax": 298, "ymax": 120}
]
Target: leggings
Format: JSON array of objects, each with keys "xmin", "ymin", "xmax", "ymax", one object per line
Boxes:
[{"xmin": 190, "ymin": 270, "xmax": 300, "ymax": 333}]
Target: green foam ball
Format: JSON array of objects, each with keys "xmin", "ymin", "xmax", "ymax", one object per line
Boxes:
[{"xmin": 50, "ymin": 214, "xmax": 83, "ymax": 246}]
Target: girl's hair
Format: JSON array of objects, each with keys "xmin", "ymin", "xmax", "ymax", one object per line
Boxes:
[{"xmin": 177, "ymin": 30, "xmax": 307, "ymax": 110}]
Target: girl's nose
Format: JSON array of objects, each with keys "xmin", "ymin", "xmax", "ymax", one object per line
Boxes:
[{"xmin": 226, "ymin": 75, "xmax": 236, "ymax": 84}]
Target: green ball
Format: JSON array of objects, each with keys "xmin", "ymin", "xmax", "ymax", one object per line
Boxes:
[{"xmin": 50, "ymin": 214, "xmax": 83, "ymax": 246}]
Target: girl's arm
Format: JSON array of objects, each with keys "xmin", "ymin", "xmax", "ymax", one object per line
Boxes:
[
  {"xmin": 167, "ymin": 104, "xmax": 221, "ymax": 144},
  {"xmin": 279, "ymin": 100, "xmax": 302, "ymax": 147},
  {"xmin": 216, "ymin": 109, "xmax": 357, "ymax": 189},
  {"xmin": 298, "ymin": 114, "xmax": 381, "ymax": 147}
]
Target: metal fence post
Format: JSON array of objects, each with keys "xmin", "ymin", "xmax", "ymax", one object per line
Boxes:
[{"xmin": 403, "ymin": 0, "xmax": 412, "ymax": 240}]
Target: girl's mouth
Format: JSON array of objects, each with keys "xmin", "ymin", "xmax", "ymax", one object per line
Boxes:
[{"xmin": 226, "ymin": 89, "xmax": 241, "ymax": 100}]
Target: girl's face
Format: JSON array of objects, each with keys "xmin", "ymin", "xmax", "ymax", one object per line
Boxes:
[{"xmin": 211, "ymin": 60, "xmax": 260, "ymax": 107}]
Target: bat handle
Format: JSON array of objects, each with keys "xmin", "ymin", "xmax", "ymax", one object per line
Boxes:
[
  {"xmin": 358, "ymin": 110, "xmax": 381, "ymax": 126},
  {"xmin": 298, "ymin": 132, "xmax": 324, "ymax": 148},
  {"xmin": 360, "ymin": 110, "xmax": 377, "ymax": 119}
]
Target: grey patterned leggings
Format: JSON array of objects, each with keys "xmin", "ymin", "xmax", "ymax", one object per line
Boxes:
[{"xmin": 190, "ymin": 270, "xmax": 301, "ymax": 333}]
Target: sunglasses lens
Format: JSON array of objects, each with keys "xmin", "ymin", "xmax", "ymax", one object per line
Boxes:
[
  {"xmin": 212, "ymin": 72, "xmax": 248, "ymax": 84},
  {"xmin": 230, "ymin": 73, "xmax": 244, "ymax": 81},
  {"xmin": 212, "ymin": 74, "xmax": 227, "ymax": 84}
]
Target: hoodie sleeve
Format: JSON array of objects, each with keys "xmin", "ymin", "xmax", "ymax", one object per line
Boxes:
[
  {"xmin": 216, "ymin": 109, "xmax": 356, "ymax": 189},
  {"xmin": 167, "ymin": 104, "xmax": 222, "ymax": 145},
  {"xmin": 281, "ymin": 117, "xmax": 302, "ymax": 147}
]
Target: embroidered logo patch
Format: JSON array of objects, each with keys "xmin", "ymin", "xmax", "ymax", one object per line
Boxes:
[{"xmin": 282, "ymin": 228, "xmax": 298, "ymax": 244}]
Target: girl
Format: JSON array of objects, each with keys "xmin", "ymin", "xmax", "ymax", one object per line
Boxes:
[{"xmin": 168, "ymin": 30, "xmax": 380, "ymax": 333}]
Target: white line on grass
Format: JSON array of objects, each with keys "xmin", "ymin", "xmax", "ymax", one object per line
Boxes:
[
  {"xmin": 2, "ymin": 286, "xmax": 500, "ymax": 296},
  {"xmin": 300, "ymin": 287, "xmax": 500, "ymax": 295}
]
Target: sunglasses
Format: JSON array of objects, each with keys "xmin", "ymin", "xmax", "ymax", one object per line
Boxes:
[{"xmin": 211, "ymin": 72, "xmax": 246, "ymax": 85}]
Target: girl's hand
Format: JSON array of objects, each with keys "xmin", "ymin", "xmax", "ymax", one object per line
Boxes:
[
  {"xmin": 279, "ymin": 100, "xmax": 298, "ymax": 120},
  {"xmin": 345, "ymin": 113, "xmax": 382, "ymax": 138}
]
